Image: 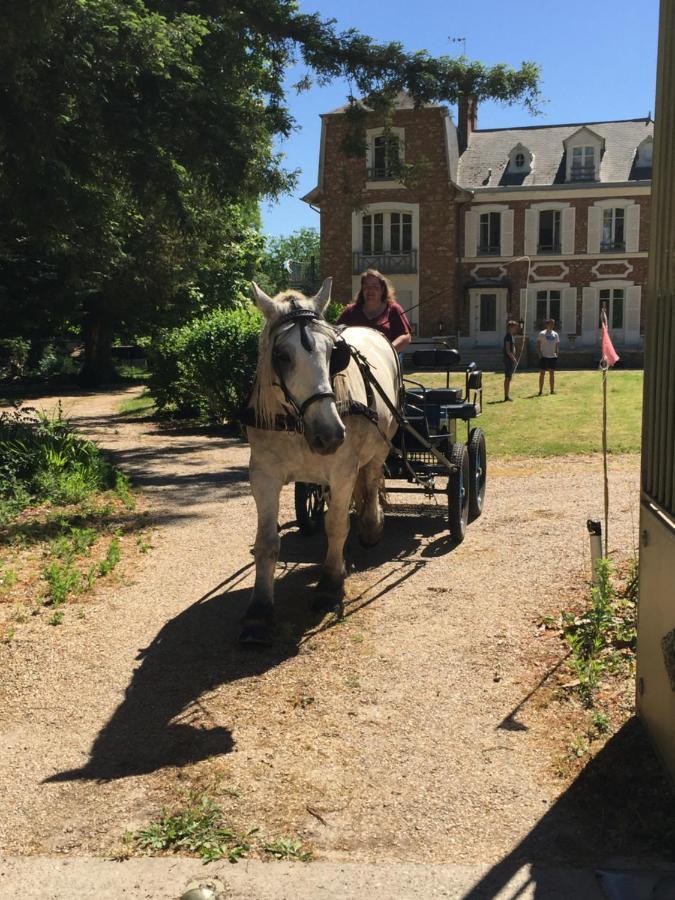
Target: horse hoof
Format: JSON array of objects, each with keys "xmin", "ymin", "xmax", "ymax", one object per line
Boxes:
[
  {"xmin": 312, "ymin": 593, "xmax": 344, "ymax": 615},
  {"xmin": 358, "ymin": 534, "xmax": 381, "ymax": 548},
  {"xmin": 239, "ymin": 620, "xmax": 273, "ymax": 646}
]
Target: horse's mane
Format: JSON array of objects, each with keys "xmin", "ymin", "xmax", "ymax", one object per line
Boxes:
[{"xmin": 251, "ymin": 290, "xmax": 358, "ymax": 429}]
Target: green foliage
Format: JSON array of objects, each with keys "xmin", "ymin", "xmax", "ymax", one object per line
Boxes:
[
  {"xmin": 98, "ymin": 537, "xmax": 121, "ymax": 577},
  {"xmin": 257, "ymin": 228, "xmax": 320, "ymax": 295},
  {"xmin": 43, "ymin": 560, "xmax": 82, "ymax": 606},
  {"xmin": 149, "ymin": 304, "xmax": 262, "ymax": 422},
  {"xmin": 0, "ymin": 1, "xmax": 540, "ymax": 384},
  {"xmin": 133, "ymin": 793, "xmax": 311, "ymax": 864},
  {"xmin": 134, "ymin": 795, "xmax": 253, "ymax": 863},
  {"xmin": 261, "ymin": 837, "xmax": 312, "ymax": 862},
  {"xmin": 0, "ymin": 404, "xmax": 119, "ymax": 521},
  {"xmin": 562, "ymin": 558, "xmax": 638, "ymax": 707},
  {"xmin": 0, "ymin": 338, "xmax": 30, "ymax": 379}
]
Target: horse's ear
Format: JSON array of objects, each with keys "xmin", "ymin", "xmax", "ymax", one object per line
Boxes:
[
  {"xmin": 311, "ymin": 277, "xmax": 333, "ymax": 315},
  {"xmin": 250, "ymin": 282, "xmax": 277, "ymax": 320}
]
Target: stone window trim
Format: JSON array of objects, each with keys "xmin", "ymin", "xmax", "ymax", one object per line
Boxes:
[
  {"xmin": 588, "ymin": 199, "xmax": 641, "ymax": 255},
  {"xmin": 524, "ymin": 202, "xmax": 575, "ymax": 257},
  {"xmin": 351, "ymin": 202, "xmax": 420, "ymax": 275},
  {"xmin": 465, "ymin": 203, "xmax": 513, "ymax": 259}
]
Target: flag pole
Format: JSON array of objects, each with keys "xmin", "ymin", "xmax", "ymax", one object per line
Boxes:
[
  {"xmin": 602, "ymin": 353, "xmax": 609, "ymax": 557},
  {"xmin": 599, "ymin": 303, "xmax": 619, "ymax": 558}
]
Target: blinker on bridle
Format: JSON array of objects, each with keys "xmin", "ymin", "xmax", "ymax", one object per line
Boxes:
[{"xmin": 269, "ymin": 305, "xmax": 350, "ymax": 419}]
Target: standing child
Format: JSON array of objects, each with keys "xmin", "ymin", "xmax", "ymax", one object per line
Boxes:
[
  {"xmin": 536, "ymin": 318, "xmax": 560, "ymax": 395},
  {"xmin": 503, "ymin": 320, "xmax": 519, "ymax": 402}
]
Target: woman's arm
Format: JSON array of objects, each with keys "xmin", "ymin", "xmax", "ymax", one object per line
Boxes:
[{"xmin": 392, "ymin": 332, "xmax": 412, "ymax": 352}]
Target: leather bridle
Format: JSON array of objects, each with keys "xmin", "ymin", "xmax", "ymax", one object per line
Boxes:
[{"xmin": 269, "ymin": 306, "xmax": 351, "ymax": 420}]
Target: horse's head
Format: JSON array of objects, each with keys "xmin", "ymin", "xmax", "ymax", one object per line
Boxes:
[{"xmin": 251, "ymin": 278, "xmax": 346, "ymax": 455}]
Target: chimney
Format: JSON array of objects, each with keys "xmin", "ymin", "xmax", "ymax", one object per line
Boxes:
[{"xmin": 458, "ymin": 95, "xmax": 478, "ymax": 152}]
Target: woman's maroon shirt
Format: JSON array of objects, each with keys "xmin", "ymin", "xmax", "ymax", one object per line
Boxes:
[{"xmin": 336, "ymin": 300, "xmax": 412, "ymax": 342}]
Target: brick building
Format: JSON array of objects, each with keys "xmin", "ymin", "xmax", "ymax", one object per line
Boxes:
[{"xmin": 302, "ymin": 95, "xmax": 653, "ymax": 353}]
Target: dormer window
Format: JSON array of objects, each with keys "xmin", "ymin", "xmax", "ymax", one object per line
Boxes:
[
  {"xmin": 564, "ymin": 127, "xmax": 603, "ymax": 183},
  {"xmin": 571, "ymin": 145, "xmax": 595, "ymax": 181},
  {"xmin": 636, "ymin": 136, "xmax": 653, "ymax": 167},
  {"xmin": 507, "ymin": 143, "xmax": 533, "ymax": 175}
]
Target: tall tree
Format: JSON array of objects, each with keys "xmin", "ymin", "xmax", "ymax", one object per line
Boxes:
[{"xmin": 0, "ymin": 1, "xmax": 541, "ymax": 383}]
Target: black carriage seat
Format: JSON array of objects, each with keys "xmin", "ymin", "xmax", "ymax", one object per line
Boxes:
[
  {"xmin": 422, "ymin": 388, "xmax": 464, "ymax": 405},
  {"xmin": 411, "ymin": 348, "xmax": 461, "ymax": 369}
]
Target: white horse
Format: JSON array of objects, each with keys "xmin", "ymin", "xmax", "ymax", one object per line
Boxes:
[{"xmin": 243, "ymin": 278, "xmax": 401, "ymax": 643}]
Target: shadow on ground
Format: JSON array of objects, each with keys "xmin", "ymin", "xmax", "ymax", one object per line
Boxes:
[
  {"xmin": 46, "ymin": 504, "xmax": 451, "ymax": 783},
  {"xmin": 463, "ymin": 717, "xmax": 675, "ymax": 897}
]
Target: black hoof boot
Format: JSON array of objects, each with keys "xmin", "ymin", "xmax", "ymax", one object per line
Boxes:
[
  {"xmin": 313, "ymin": 575, "xmax": 345, "ymax": 614},
  {"xmin": 239, "ymin": 617, "xmax": 274, "ymax": 646},
  {"xmin": 358, "ymin": 534, "xmax": 381, "ymax": 548}
]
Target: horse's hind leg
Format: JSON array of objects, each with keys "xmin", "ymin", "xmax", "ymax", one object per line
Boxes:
[
  {"xmin": 316, "ymin": 474, "xmax": 355, "ymax": 606},
  {"xmin": 241, "ymin": 470, "xmax": 281, "ymax": 644},
  {"xmin": 357, "ymin": 458, "xmax": 386, "ymax": 547}
]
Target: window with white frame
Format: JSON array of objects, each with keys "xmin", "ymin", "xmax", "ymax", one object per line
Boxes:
[
  {"xmin": 601, "ymin": 208, "xmax": 625, "ymax": 252},
  {"xmin": 570, "ymin": 145, "xmax": 596, "ymax": 181},
  {"xmin": 362, "ymin": 213, "xmax": 383, "ymax": 254},
  {"xmin": 389, "ymin": 212, "xmax": 412, "ymax": 254},
  {"xmin": 370, "ymin": 134, "xmax": 400, "ymax": 180},
  {"xmin": 478, "ymin": 211, "xmax": 501, "ymax": 255},
  {"xmin": 361, "ymin": 211, "xmax": 412, "ymax": 255},
  {"xmin": 538, "ymin": 210, "xmax": 561, "ymax": 253},
  {"xmin": 535, "ymin": 289, "xmax": 561, "ymax": 329},
  {"xmin": 598, "ymin": 287, "xmax": 625, "ymax": 329}
]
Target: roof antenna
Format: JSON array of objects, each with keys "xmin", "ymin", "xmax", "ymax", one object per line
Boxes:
[{"xmin": 449, "ymin": 36, "xmax": 467, "ymax": 55}]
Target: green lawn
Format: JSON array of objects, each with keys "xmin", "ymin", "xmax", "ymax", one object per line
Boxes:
[{"xmin": 406, "ymin": 369, "xmax": 643, "ymax": 457}]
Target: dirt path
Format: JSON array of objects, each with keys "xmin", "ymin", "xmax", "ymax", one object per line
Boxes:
[{"xmin": 0, "ymin": 387, "xmax": 654, "ymax": 872}]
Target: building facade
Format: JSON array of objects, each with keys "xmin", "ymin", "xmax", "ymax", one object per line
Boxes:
[{"xmin": 302, "ymin": 96, "xmax": 654, "ymax": 353}]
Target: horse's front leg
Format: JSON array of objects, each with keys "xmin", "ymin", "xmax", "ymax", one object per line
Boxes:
[
  {"xmin": 316, "ymin": 473, "xmax": 356, "ymax": 607},
  {"xmin": 241, "ymin": 468, "xmax": 282, "ymax": 644}
]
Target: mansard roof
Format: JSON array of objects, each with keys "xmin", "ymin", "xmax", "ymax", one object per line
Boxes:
[{"xmin": 457, "ymin": 118, "xmax": 654, "ymax": 188}]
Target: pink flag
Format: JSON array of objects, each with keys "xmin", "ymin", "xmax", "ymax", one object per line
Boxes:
[{"xmin": 600, "ymin": 313, "xmax": 620, "ymax": 367}]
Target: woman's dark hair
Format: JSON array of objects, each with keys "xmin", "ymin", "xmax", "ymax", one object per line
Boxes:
[{"xmin": 355, "ymin": 269, "xmax": 397, "ymax": 306}]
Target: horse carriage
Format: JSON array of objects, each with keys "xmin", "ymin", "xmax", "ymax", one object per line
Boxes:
[
  {"xmin": 295, "ymin": 346, "xmax": 486, "ymax": 544},
  {"xmin": 243, "ymin": 280, "xmax": 486, "ymax": 642}
]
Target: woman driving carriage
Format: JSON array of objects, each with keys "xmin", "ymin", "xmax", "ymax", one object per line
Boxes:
[{"xmin": 337, "ymin": 269, "xmax": 412, "ymax": 353}]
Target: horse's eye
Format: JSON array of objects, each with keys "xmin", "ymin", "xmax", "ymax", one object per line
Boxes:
[{"xmin": 275, "ymin": 350, "xmax": 291, "ymax": 366}]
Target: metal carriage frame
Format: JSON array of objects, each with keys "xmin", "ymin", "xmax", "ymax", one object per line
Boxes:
[{"xmin": 295, "ymin": 348, "xmax": 486, "ymax": 544}]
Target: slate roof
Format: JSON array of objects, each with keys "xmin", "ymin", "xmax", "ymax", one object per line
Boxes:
[{"xmin": 457, "ymin": 118, "xmax": 654, "ymax": 189}]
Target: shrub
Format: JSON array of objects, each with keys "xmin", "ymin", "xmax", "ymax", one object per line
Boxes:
[
  {"xmin": 0, "ymin": 338, "xmax": 30, "ymax": 379},
  {"xmin": 149, "ymin": 304, "xmax": 262, "ymax": 423},
  {"xmin": 0, "ymin": 404, "xmax": 118, "ymax": 521}
]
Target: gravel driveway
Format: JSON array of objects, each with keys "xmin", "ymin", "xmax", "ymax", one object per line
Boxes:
[{"xmin": 0, "ymin": 386, "xmax": 652, "ymax": 872}]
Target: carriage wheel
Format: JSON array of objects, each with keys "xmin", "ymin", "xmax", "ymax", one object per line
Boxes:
[
  {"xmin": 295, "ymin": 482, "xmax": 327, "ymax": 536},
  {"xmin": 447, "ymin": 443, "xmax": 470, "ymax": 543},
  {"xmin": 468, "ymin": 427, "xmax": 487, "ymax": 521}
]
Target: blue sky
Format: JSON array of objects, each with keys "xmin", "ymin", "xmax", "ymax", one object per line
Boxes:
[{"xmin": 260, "ymin": 0, "xmax": 660, "ymax": 237}]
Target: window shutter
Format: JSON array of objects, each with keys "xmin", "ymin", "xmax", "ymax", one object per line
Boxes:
[
  {"xmin": 465, "ymin": 211, "xmax": 477, "ymax": 257},
  {"xmin": 500, "ymin": 209, "xmax": 514, "ymax": 258},
  {"xmin": 581, "ymin": 286, "xmax": 598, "ymax": 343},
  {"xmin": 524, "ymin": 209, "xmax": 537, "ymax": 256},
  {"xmin": 522, "ymin": 288, "xmax": 535, "ymax": 337},
  {"xmin": 625, "ymin": 286, "xmax": 641, "ymax": 344},
  {"xmin": 625, "ymin": 203, "xmax": 640, "ymax": 252},
  {"xmin": 561, "ymin": 207, "xmax": 576, "ymax": 255},
  {"xmin": 562, "ymin": 287, "xmax": 577, "ymax": 338},
  {"xmin": 587, "ymin": 205, "xmax": 602, "ymax": 254}
]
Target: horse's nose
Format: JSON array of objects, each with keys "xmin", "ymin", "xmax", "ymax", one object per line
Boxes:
[{"xmin": 309, "ymin": 426, "xmax": 345, "ymax": 455}]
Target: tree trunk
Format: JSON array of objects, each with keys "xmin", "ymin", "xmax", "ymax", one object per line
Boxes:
[{"xmin": 79, "ymin": 293, "xmax": 118, "ymax": 386}]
